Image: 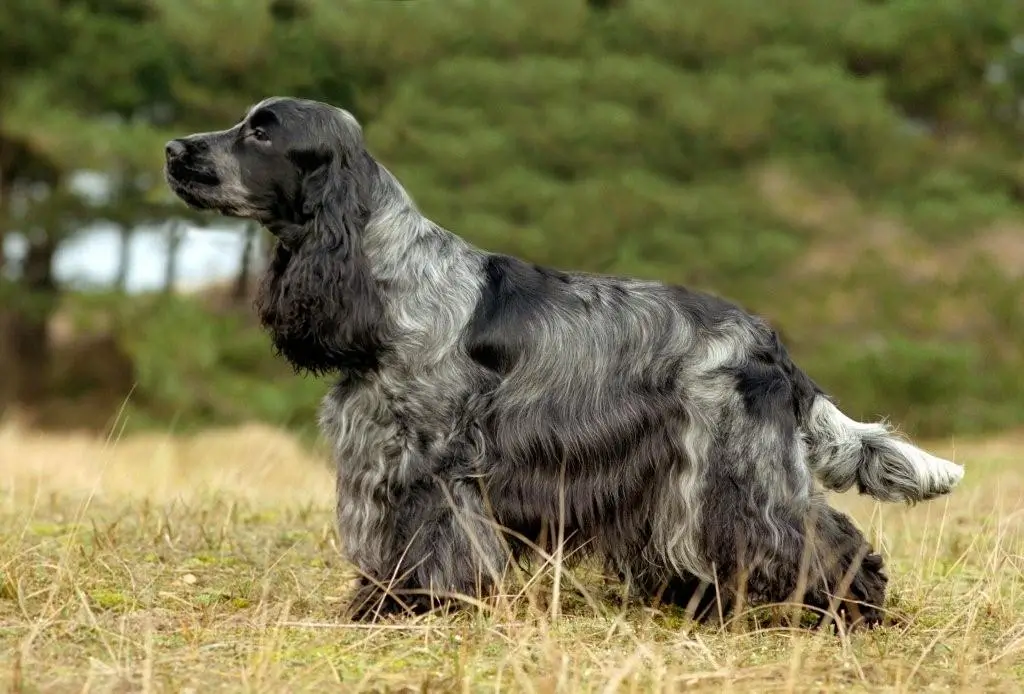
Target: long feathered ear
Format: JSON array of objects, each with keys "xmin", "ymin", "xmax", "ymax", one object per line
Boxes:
[{"xmin": 254, "ymin": 146, "xmax": 388, "ymax": 375}]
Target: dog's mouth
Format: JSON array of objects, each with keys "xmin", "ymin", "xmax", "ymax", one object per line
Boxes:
[
  {"xmin": 165, "ymin": 161, "xmax": 220, "ymax": 188},
  {"xmin": 167, "ymin": 179, "xmax": 216, "ymax": 211},
  {"xmin": 165, "ymin": 164, "xmax": 223, "ymax": 210}
]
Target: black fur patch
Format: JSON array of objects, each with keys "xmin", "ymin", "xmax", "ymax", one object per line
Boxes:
[
  {"xmin": 466, "ymin": 254, "xmax": 576, "ymax": 376},
  {"xmin": 253, "ymin": 144, "xmax": 388, "ymax": 375}
]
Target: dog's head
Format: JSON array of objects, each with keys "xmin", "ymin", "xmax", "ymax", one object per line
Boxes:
[
  {"xmin": 166, "ymin": 97, "xmax": 387, "ymax": 375},
  {"xmin": 164, "ymin": 96, "xmax": 373, "ymax": 246}
]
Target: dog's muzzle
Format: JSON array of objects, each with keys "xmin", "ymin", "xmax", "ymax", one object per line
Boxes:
[{"xmin": 164, "ymin": 139, "xmax": 220, "ymax": 187}]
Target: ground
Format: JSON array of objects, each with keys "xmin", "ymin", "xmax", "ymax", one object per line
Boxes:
[{"xmin": 0, "ymin": 419, "xmax": 1022, "ymax": 693}]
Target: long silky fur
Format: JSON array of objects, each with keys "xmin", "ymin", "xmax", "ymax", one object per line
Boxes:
[
  {"xmin": 165, "ymin": 96, "xmax": 965, "ymax": 627},
  {"xmin": 254, "ymin": 148, "xmax": 387, "ymax": 375}
]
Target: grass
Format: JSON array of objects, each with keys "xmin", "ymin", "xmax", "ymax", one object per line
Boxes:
[{"xmin": 0, "ymin": 418, "xmax": 1022, "ymax": 692}]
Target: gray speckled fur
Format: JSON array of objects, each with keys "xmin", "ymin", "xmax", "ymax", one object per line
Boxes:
[{"xmin": 165, "ymin": 97, "xmax": 965, "ymax": 626}]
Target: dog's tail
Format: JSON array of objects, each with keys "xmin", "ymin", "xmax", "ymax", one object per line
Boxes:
[{"xmin": 801, "ymin": 395, "xmax": 964, "ymax": 504}]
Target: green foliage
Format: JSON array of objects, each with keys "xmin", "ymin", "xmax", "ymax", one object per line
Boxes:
[
  {"xmin": 60, "ymin": 292, "xmax": 327, "ymax": 438},
  {"xmin": 123, "ymin": 302, "xmax": 325, "ymax": 436},
  {"xmin": 352, "ymin": 0, "xmax": 1024, "ymax": 437},
  {"xmin": 3, "ymin": 0, "xmax": 1024, "ymax": 438}
]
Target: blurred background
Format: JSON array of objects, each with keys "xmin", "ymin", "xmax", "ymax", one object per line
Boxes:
[{"xmin": 0, "ymin": 0, "xmax": 1022, "ymax": 443}]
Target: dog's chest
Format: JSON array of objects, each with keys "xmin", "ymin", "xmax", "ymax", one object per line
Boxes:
[{"xmin": 319, "ymin": 368, "xmax": 485, "ymax": 481}]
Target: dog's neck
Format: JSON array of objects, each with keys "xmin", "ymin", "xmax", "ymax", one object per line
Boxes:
[
  {"xmin": 359, "ymin": 164, "xmax": 486, "ymax": 364},
  {"xmin": 262, "ymin": 218, "xmax": 306, "ymax": 249},
  {"xmin": 362, "ymin": 164, "xmax": 477, "ymax": 279}
]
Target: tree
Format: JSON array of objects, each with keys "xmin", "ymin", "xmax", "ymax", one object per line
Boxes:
[
  {"xmin": 0, "ymin": 0, "xmax": 74, "ymax": 409},
  {"xmin": 0, "ymin": 0, "xmax": 180, "ymax": 410},
  {"xmin": 3, "ymin": 0, "xmax": 1023, "ymax": 435},
  {"xmin": 330, "ymin": 0, "xmax": 1024, "ymax": 434},
  {"xmin": 233, "ymin": 222, "xmax": 262, "ymax": 305}
]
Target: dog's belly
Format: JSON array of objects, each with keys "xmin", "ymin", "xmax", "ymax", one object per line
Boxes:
[
  {"xmin": 476, "ymin": 381, "xmax": 694, "ymax": 548},
  {"xmin": 321, "ymin": 358, "xmax": 710, "ymax": 571}
]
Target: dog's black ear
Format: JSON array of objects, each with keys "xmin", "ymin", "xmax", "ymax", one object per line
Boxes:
[{"xmin": 255, "ymin": 147, "xmax": 387, "ymax": 375}]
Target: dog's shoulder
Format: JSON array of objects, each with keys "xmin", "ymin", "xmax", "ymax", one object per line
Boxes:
[{"xmin": 463, "ymin": 253, "xmax": 575, "ymax": 375}]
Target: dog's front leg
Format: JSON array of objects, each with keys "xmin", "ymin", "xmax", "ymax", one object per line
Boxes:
[{"xmin": 341, "ymin": 476, "xmax": 509, "ymax": 621}]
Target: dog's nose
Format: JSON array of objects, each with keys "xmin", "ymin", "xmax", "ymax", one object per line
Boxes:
[{"xmin": 165, "ymin": 139, "xmax": 187, "ymax": 161}]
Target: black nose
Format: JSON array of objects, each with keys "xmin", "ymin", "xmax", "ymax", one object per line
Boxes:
[{"xmin": 165, "ymin": 139, "xmax": 187, "ymax": 161}]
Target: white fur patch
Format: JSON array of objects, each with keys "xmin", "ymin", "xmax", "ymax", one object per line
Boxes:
[
  {"xmin": 891, "ymin": 440, "xmax": 965, "ymax": 495},
  {"xmin": 805, "ymin": 397, "xmax": 965, "ymax": 503}
]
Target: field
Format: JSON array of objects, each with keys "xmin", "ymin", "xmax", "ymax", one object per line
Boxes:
[{"xmin": 0, "ymin": 417, "xmax": 1022, "ymax": 693}]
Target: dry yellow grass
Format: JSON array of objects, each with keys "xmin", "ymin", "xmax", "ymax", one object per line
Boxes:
[{"xmin": 0, "ymin": 418, "xmax": 1022, "ymax": 692}]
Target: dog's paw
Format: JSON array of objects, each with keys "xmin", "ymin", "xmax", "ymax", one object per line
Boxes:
[
  {"xmin": 341, "ymin": 581, "xmax": 411, "ymax": 622},
  {"xmin": 823, "ymin": 551, "xmax": 889, "ymax": 631}
]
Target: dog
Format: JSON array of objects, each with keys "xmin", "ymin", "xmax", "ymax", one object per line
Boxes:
[{"xmin": 165, "ymin": 96, "xmax": 964, "ymax": 626}]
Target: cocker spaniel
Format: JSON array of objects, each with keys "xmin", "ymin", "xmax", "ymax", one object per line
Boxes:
[{"xmin": 165, "ymin": 96, "xmax": 965, "ymax": 627}]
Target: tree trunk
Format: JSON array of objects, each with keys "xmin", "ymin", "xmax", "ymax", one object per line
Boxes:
[
  {"xmin": 264, "ymin": 227, "xmax": 277, "ymax": 265},
  {"xmin": 233, "ymin": 222, "xmax": 258, "ymax": 305},
  {"xmin": 7, "ymin": 233, "xmax": 58, "ymax": 404},
  {"xmin": 0, "ymin": 176, "xmax": 12, "ymax": 411},
  {"xmin": 0, "ymin": 141, "xmax": 11, "ymax": 275},
  {"xmin": 114, "ymin": 223, "xmax": 133, "ymax": 292},
  {"xmin": 0, "ymin": 203, "xmax": 6, "ymax": 275},
  {"xmin": 162, "ymin": 220, "xmax": 183, "ymax": 294}
]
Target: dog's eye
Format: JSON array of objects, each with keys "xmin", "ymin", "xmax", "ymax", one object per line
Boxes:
[{"xmin": 250, "ymin": 128, "xmax": 270, "ymax": 143}]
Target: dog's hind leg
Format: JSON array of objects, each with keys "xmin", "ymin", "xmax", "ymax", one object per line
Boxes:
[
  {"xmin": 662, "ymin": 352, "xmax": 888, "ymax": 628},
  {"xmin": 694, "ymin": 398, "xmax": 888, "ymax": 629},
  {"xmin": 801, "ymin": 501, "xmax": 888, "ymax": 629}
]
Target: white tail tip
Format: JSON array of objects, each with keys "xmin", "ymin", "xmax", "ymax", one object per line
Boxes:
[{"xmin": 891, "ymin": 440, "xmax": 965, "ymax": 498}]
